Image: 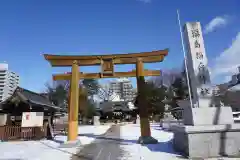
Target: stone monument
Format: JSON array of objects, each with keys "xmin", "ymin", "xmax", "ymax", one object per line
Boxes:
[
  {"xmin": 172, "ymin": 22, "xmax": 240, "ymax": 158},
  {"xmin": 93, "ymin": 116, "xmax": 100, "ymax": 126}
]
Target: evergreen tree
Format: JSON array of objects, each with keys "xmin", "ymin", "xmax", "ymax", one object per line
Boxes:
[
  {"xmin": 82, "ymin": 79, "xmax": 99, "ymax": 100},
  {"xmin": 169, "ymin": 73, "xmax": 189, "ymax": 119},
  {"xmin": 45, "ymin": 83, "xmax": 68, "ymax": 108},
  {"xmin": 134, "ymin": 81, "xmax": 166, "ymax": 118}
]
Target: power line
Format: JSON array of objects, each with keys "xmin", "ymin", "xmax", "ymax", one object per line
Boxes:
[{"xmin": 177, "ymin": 10, "xmax": 193, "ymax": 108}]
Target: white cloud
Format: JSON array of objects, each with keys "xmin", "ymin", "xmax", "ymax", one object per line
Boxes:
[
  {"xmin": 211, "ymin": 32, "xmax": 240, "ymax": 82},
  {"xmin": 137, "ymin": 0, "xmax": 151, "ymax": 3},
  {"xmin": 204, "ymin": 16, "xmax": 229, "ymax": 34}
]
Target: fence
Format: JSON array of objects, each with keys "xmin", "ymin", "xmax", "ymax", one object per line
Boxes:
[{"xmin": 0, "ymin": 125, "xmax": 47, "ymax": 141}]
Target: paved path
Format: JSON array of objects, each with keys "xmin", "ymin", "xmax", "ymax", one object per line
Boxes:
[{"xmin": 72, "ymin": 124, "xmax": 124, "ymax": 160}]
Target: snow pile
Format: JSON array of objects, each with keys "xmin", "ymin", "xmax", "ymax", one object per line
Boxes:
[
  {"xmin": 78, "ymin": 125, "xmax": 111, "ymax": 135},
  {"xmin": 0, "ymin": 139, "xmax": 79, "ymax": 160},
  {"xmin": 0, "ymin": 124, "xmax": 111, "ymax": 160},
  {"xmin": 0, "ymin": 123, "xmax": 234, "ymax": 160}
]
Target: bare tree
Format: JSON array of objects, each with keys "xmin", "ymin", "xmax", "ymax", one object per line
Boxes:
[
  {"xmin": 44, "ymin": 81, "xmax": 68, "ymax": 108},
  {"xmin": 53, "ymin": 80, "xmax": 70, "ymax": 91},
  {"xmin": 97, "ymin": 84, "xmax": 118, "ymax": 101},
  {"xmin": 150, "ymin": 69, "xmax": 182, "ymax": 88}
]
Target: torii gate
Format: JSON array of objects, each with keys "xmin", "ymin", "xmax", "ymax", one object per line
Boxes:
[{"xmin": 44, "ymin": 49, "xmax": 168, "ymax": 143}]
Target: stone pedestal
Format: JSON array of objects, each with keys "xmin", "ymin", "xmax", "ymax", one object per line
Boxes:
[
  {"xmin": 172, "ymin": 21, "xmax": 240, "ymax": 159},
  {"xmin": 93, "ymin": 116, "xmax": 100, "ymax": 126},
  {"xmin": 172, "ymin": 106, "xmax": 240, "ymax": 158},
  {"xmin": 172, "ymin": 124, "xmax": 240, "ymax": 158},
  {"xmin": 183, "ymin": 106, "xmax": 234, "ymax": 125},
  {"xmin": 161, "ymin": 112, "xmax": 182, "ymax": 130}
]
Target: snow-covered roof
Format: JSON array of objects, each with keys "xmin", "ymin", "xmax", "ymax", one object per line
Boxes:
[
  {"xmin": 127, "ymin": 102, "xmax": 136, "ymax": 110},
  {"xmin": 109, "ymin": 78, "xmax": 131, "ymax": 83},
  {"xmin": 116, "ymin": 78, "xmax": 130, "ymax": 82}
]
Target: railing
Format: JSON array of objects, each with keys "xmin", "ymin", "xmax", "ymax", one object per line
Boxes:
[{"xmin": 0, "ymin": 125, "xmax": 47, "ymax": 141}]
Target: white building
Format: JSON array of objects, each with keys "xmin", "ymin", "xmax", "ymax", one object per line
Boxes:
[
  {"xmin": 109, "ymin": 78, "xmax": 136, "ymax": 102},
  {"xmin": 0, "ymin": 63, "xmax": 19, "ymax": 102}
]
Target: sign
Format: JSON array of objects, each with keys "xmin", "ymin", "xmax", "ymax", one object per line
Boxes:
[
  {"xmin": 184, "ymin": 22, "xmax": 212, "ymax": 107},
  {"xmin": 21, "ymin": 112, "xmax": 44, "ymax": 127},
  {"xmin": 0, "ymin": 114, "xmax": 7, "ymax": 126},
  {"xmin": 101, "ymin": 58, "xmax": 114, "ymax": 76}
]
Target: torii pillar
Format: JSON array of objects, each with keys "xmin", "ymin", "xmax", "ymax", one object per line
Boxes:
[
  {"xmin": 68, "ymin": 60, "xmax": 80, "ymax": 141},
  {"xmin": 136, "ymin": 58, "xmax": 158, "ymax": 144}
]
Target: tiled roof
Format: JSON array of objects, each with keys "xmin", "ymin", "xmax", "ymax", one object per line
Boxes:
[
  {"xmin": 17, "ymin": 87, "xmax": 60, "ymax": 109},
  {"xmin": 1, "ymin": 87, "xmax": 60, "ymax": 110},
  {"xmin": 100, "ymin": 101, "xmax": 131, "ymax": 112}
]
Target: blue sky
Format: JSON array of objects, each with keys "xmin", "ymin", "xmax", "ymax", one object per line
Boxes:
[{"xmin": 0, "ymin": 0, "xmax": 239, "ymax": 92}]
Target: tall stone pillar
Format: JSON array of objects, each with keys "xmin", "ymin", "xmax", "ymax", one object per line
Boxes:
[
  {"xmin": 181, "ymin": 22, "xmax": 233, "ymax": 125},
  {"xmin": 172, "ymin": 22, "xmax": 240, "ymax": 158}
]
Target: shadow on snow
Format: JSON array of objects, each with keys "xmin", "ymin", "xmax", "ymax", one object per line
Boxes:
[{"xmin": 77, "ymin": 133, "xmax": 138, "ymax": 144}]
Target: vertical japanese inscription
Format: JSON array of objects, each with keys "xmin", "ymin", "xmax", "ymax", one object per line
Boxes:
[
  {"xmin": 196, "ymin": 52, "xmax": 203, "ymax": 60},
  {"xmin": 191, "ymin": 29, "xmax": 200, "ymax": 38},
  {"xmin": 191, "ymin": 23, "xmax": 206, "ymax": 86},
  {"xmin": 189, "ymin": 22, "xmax": 211, "ymax": 99},
  {"xmin": 194, "ymin": 40, "xmax": 200, "ymax": 48},
  {"xmin": 191, "ymin": 25, "xmax": 201, "ymax": 49}
]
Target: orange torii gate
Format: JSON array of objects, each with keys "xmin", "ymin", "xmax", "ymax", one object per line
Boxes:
[{"xmin": 44, "ymin": 49, "xmax": 168, "ymax": 143}]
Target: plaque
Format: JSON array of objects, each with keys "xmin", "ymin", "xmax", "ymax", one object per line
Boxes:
[{"xmin": 101, "ymin": 58, "xmax": 114, "ymax": 77}]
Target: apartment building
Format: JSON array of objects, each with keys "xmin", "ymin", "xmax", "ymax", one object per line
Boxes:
[
  {"xmin": 0, "ymin": 63, "xmax": 19, "ymax": 102},
  {"xmin": 109, "ymin": 78, "xmax": 136, "ymax": 102}
]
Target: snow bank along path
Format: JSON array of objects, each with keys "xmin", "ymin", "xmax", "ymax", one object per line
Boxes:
[
  {"xmin": 0, "ymin": 125, "xmax": 111, "ymax": 160},
  {"xmin": 118, "ymin": 123, "xmax": 183, "ymax": 160}
]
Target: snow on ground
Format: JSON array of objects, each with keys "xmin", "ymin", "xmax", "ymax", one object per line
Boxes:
[
  {"xmin": 119, "ymin": 123, "xmax": 240, "ymax": 160},
  {"xmin": 119, "ymin": 123, "xmax": 184, "ymax": 160},
  {"xmin": 0, "ymin": 123, "xmax": 239, "ymax": 160},
  {"xmin": 0, "ymin": 124, "xmax": 111, "ymax": 160},
  {"xmin": 54, "ymin": 124, "xmax": 111, "ymax": 145}
]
